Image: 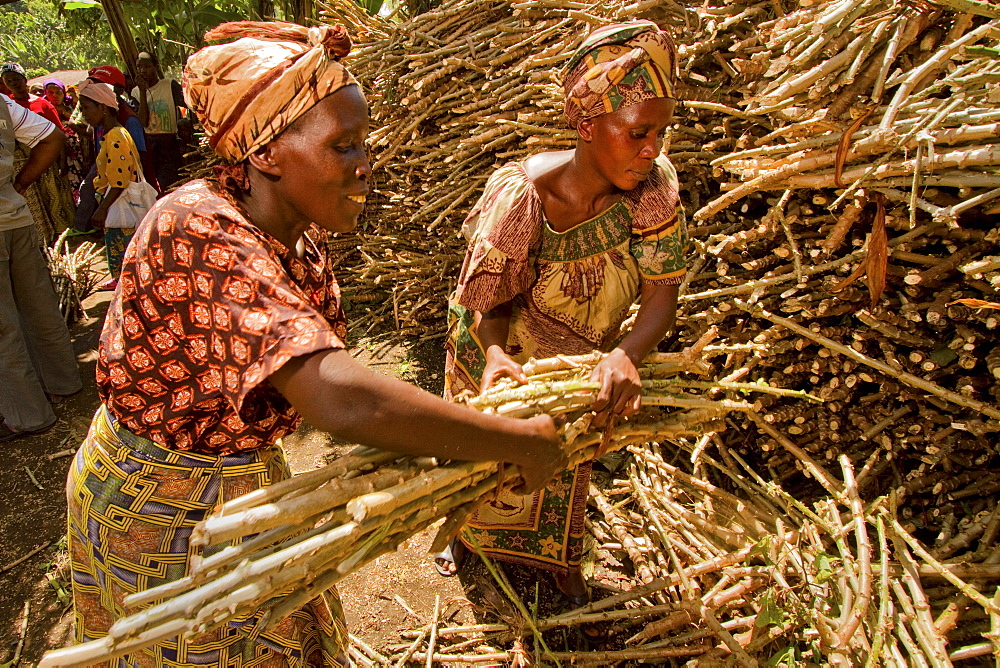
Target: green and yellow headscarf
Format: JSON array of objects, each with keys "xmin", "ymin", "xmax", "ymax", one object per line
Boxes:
[{"xmin": 563, "ymin": 20, "xmax": 677, "ymax": 129}]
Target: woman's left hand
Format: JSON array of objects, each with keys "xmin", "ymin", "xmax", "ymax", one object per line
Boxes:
[
  {"xmin": 589, "ymin": 348, "xmax": 642, "ymax": 425},
  {"xmin": 90, "ymin": 206, "xmax": 108, "ymax": 229}
]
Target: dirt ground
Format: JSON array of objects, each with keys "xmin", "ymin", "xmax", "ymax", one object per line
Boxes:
[{"xmin": 0, "ymin": 287, "xmax": 599, "ymax": 665}]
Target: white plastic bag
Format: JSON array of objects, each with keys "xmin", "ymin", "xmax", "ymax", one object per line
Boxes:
[{"xmin": 105, "ymin": 179, "xmax": 158, "ymax": 229}]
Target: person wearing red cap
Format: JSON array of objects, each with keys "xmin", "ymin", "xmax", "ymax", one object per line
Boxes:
[
  {"xmin": 89, "ymin": 65, "xmax": 125, "ymax": 89},
  {"xmin": 88, "ymin": 65, "xmax": 139, "ymax": 113}
]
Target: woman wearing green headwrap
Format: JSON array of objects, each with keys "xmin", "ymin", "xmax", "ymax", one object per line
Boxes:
[{"xmin": 440, "ymin": 20, "xmax": 688, "ymax": 602}]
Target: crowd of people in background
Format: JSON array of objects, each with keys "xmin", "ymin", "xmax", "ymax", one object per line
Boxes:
[
  {"xmin": 0, "ymin": 55, "xmax": 193, "ymax": 286},
  {"xmin": 0, "ymin": 53, "xmax": 192, "ymax": 444}
]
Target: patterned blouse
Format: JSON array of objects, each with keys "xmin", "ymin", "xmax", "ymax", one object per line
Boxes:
[
  {"xmin": 96, "ymin": 179, "xmax": 348, "ymax": 455},
  {"xmin": 93, "ymin": 126, "xmax": 140, "ymax": 192},
  {"xmin": 445, "ymin": 153, "xmax": 687, "ymax": 399}
]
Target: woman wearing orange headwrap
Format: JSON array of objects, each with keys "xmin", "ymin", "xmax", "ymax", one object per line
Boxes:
[
  {"xmin": 64, "ymin": 21, "xmax": 565, "ymax": 667},
  {"xmin": 439, "ymin": 20, "xmax": 688, "ymax": 604}
]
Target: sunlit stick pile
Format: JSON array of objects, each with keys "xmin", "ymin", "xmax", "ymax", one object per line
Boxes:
[
  {"xmin": 44, "ymin": 228, "xmax": 105, "ymax": 323},
  {"xmin": 40, "ymin": 337, "xmax": 794, "ymax": 667},
  {"xmin": 164, "ymin": 0, "xmax": 1000, "ymax": 661},
  {"xmin": 377, "ymin": 444, "xmax": 1000, "ymax": 665},
  {"xmin": 317, "ymin": 0, "xmax": 1000, "ymax": 551}
]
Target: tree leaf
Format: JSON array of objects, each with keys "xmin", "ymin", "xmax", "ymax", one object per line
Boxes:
[
  {"xmin": 834, "ymin": 107, "xmax": 875, "ymax": 188},
  {"xmin": 930, "ymin": 346, "xmax": 958, "ymax": 367},
  {"xmin": 831, "ymin": 257, "xmax": 867, "ymax": 293},
  {"xmin": 815, "ymin": 552, "xmax": 837, "ymax": 584},
  {"xmin": 749, "ymin": 535, "xmax": 773, "ymax": 563},
  {"xmin": 865, "ymin": 192, "xmax": 888, "ymax": 306},
  {"xmin": 754, "ymin": 590, "xmax": 783, "ymax": 628},
  {"xmin": 767, "ymin": 646, "xmax": 796, "ymax": 667}
]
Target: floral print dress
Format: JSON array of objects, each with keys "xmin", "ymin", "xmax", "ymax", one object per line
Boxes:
[{"xmin": 445, "ymin": 153, "xmax": 688, "ymax": 573}]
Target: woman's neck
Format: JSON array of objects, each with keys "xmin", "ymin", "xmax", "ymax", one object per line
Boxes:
[
  {"xmin": 528, "ymin": 149, "xmax": 621, "ymax": 231},
  {"xmin": 557, "ymin": 150, "xmax": 620, "ymax": 206},
  {"xmin": 238, "ymin": 170, "xmax": 310, "ymax": 251}
]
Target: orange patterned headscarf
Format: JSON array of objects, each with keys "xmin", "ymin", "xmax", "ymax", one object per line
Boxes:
[
  {"xmin": 563, "ymin": 20, "xmax": 677, "ymax": 129},
  {"xmin": 183, "ymin": 21, "xmax": 359, "ymax": 163}
]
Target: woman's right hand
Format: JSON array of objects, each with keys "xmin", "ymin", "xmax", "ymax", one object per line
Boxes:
[
  {"xmin": 510, "ymin": 414, "xmax": 567, "ymax": 495},
  {"xmin": 481, "ymin": 345, "xmax": 527, "ymax": 393}
]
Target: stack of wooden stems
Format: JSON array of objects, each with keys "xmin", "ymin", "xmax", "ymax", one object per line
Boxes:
[
  {"xmin": 39, "ymin": 340, "xmax": 780, "ymax": 668},
  {"xmin": 157, "ymin": 0, "xmax": 1000, "ymax": 660},
  {"xmin": 310, "ymin": 0, "xmax": 1000, "ymax": 584},
  {"xmin": 383, "ymin": 445, "xmax": 1000, "ymax": 665},
  {"xmin": 44, "ymin": 228, "xmax": 104, "ymax": 323}
]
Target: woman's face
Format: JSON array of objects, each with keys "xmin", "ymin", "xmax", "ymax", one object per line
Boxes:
[
  {"xmin": 45, "ymin": 84, "xmax": 64, "ymax": 106},
  {"xmin": 581, "ymin": 97, "xmax": 676, "ymax": 191},
  {"xmin": 79, "ymin": 97, "xmax": 107, "ymax": 127},
  {"xmin": 267, "ymin": 85, "xmax": 371, "ymax": 234}
]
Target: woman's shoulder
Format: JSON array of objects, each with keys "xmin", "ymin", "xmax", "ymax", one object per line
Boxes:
[
  {"xmin": 653, "ymin": 154, "xmax": 678, "ymax": 184},
  {"xmin": 462, "ymin": 160, "xmax": 542, "ymax": 241},
  {"xmin": 625, "ymin": 154, "xmax": 681, "ymax": 231},
  {"xmin": 520, "ymin": 150, "xmax": 574, "ymax": 183},
  {"xmin": 150, "ymin": 180, "xmax": 248, "ymax": 236},
  {"xmin": 478, "ymin": 160, "xmax": 535, "ymax": 204},
  {"xmin": 106, "ymin": 125, "xmax": 132, "ymax": 140},
  {"xmin": 481, "ymin": 150, "xmax": 575, "ymax": 199}
]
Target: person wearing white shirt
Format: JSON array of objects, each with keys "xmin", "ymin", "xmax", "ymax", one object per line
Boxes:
[
  {"xmin": 0, "ymin": 97, "xmax": 82, "ymax": 441},
  {"xmin": 133, "ymin": 51, "xmax": 187, "ymax": 190}
]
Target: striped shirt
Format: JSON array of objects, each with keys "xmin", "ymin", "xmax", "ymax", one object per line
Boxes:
[{"xmin": 0, "ymin": 96, "xmax": 57, "ymax": 231}]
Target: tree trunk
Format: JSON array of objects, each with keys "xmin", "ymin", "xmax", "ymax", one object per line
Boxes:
[
  {"xmin": 99, "ymin": 0, "xmax": 140, "ymax": 78},
  {"xmin": 291, "ymin": 0, "xmax": 311, "ymax": 24}
]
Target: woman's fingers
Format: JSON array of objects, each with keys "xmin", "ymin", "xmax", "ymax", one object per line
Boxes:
[
  {"xmin": 613, "ymin": 387, "xmax": 634, "ymax": 416},
  {"xmin": 512, "ymin": 364, "xmax": 528, "ymax": 384},
  {"xmin": 480, "ymin": 358, "xmax": 526, "ymax": 394},
  {"xmin": 591, "ymin": 378, "xmax": 612, "ymax": 413},
  {"xmin": 628, "ymin": 392, "xmax": 642, "ymax": 415}
]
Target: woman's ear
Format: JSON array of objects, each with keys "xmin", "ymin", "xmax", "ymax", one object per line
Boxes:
[
  {"xmin": 577, "ymin": 118, "xmax": 594, "ymax": 143},
  {"xmin": 246, "ymin": 143, "xmax": 282, "ymax": 177}
]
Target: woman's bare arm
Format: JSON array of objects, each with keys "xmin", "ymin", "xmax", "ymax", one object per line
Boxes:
[{"xmin": 269, "ymin": 347, "xmax": 566, "ymax": 493}]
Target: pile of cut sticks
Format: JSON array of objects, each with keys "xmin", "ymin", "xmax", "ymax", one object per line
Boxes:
[
  {"xmin": 40, "ymin": 336, "xmax": 804, "ymax": 667},
  {"xmin": 382, "ymin": 442, "xmax": 1000, "ymax": 665}
]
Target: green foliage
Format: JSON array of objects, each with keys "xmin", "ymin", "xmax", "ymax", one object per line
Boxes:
[
  {"xmin": 355, "ymin": 0, "xmax": 385, "ymax": 15},
  {"xmin": 6, "ymin": 0, "xmax": 416, "ymax": 81},
  {"xmin": 767, "ymin": 646, "xmax": 797, "ymax": 667},
  {"xmin": 0, "ymin": 0, "xmax": 117, "ymax": 76},
  {"xmin": 814, "ymin": 551, "xmax": 838, "ymax": 584},
  {"xmin": 754, "ymin": 590, "xmax": 784, "ymax": 629},
  {"xmin": 117, "ymin": 0, "xmax": 264, "ymax": 68},
  {"xmin": 52, "ymin": 0, "xmax": 268, "ymax": 71}
]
